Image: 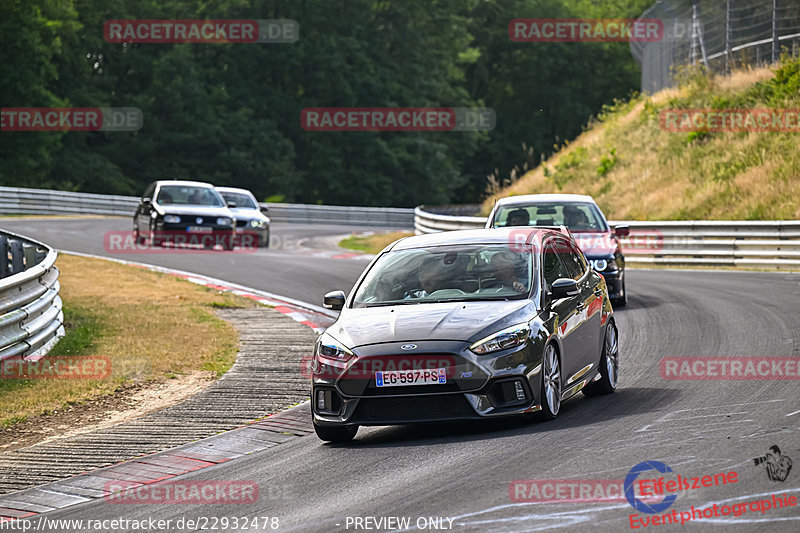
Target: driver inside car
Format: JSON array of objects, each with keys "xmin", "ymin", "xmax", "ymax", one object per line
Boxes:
[
  {"xmin": 563, "ymin": 205, "xmax": 591, "ymax": 229},
  {"xmin": 505, "ymin": 208, "xmax": 530, "ymax": 227},
  {"xmin": 405, "ymin": 257, "xmax": 449, "ymax": 298}
]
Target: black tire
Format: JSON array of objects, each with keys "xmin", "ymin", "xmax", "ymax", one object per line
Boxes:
[
  {"xmin": 538, "ymin": 343, "xmax": 562, "ymax": 420},
  {"xmin": 261, "ymin": 230, "xmax": 270, "ymax": 248},
  {"xmin": 612, "ymin": 277, "xmax": 627, "ymax": 307},
  {"xmin": 583, "ymin": 320, "xmax": 619, "ymax": 396},
  {"xmin": 314, "ymin": 422, "xmax": 358, "ymax": 443}
]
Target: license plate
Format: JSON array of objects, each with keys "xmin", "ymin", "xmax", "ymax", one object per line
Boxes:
[
  {"xmin": 187, "ymin": 226, "xmax": 212, "ymax": 233},
  {"xmin": 376, "ymin": 368, "xmax": 447, "ymax": 387}
]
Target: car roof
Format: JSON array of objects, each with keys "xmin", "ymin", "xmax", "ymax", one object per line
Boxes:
[
  {"xmin": 155, "ymin": 180, "xmax": 215, "ymax": 188},
  {"xmin": 390, "ymin": 228, "xmax": 571, "ymax": 251},
  {"xmin": 215, "ymin": 186, "xmax": 255, "ymax": 196},
  {"xmin": 494, "ymin": 193, "xmax": 597, "ymax": 206}
]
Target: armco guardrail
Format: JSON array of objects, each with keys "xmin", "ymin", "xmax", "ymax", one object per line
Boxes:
[
  {"xmin": 0, "ymin": 186, "xmax": 415, "ymax": 228},
  {"xmin": 0, "ymin": 230, "xmax": 64, "ymax": 361},
  {"xmin": 0, "ymin": 186, "xmax": 139, "ymax": 217},
  {"xmin": 262, "ymin": 202, "xmax": 413, "ymax": 227},
  {"xmin": 414, "ymin": 206, "xmax": 800, "ymax": 269}
]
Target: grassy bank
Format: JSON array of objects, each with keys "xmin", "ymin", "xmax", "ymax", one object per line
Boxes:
[{"xmin": 339, "ymin": 231, "xmax": 414, "ymax": 255}]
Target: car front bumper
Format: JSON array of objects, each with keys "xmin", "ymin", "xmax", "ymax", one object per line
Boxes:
[
  {"xmin": 599, "ymin": 269, "xmax": 624, "ymax": 300},
  {"xmin": 311, "ymin": 341, "xmax": 545, "ymax": 427}
]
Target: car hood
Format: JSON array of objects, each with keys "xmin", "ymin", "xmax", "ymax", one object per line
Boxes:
[
  {"xmin": 328, "ymin": 300, "xmax": 534, "ymax": 348},
  {"xmin": 157, "ymin": 204, "xmax": 233, "ymax": 217},
  {"xmin": 573, "ymin": 231, "xmax": 618, "ymax": 257}
]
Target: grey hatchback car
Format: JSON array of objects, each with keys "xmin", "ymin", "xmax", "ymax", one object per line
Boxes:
[{"xmin": 311, "ymin": 227, "xmax": 619, "ymax": 442}]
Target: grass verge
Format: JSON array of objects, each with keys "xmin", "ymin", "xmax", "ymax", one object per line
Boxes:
[
  {"xmin": 0, "ymin": 254, "xmax": 258, "ymax": 428},
  {"xmin": 339, "ymin": 231, "xmax": 414, "ymax": 255}
]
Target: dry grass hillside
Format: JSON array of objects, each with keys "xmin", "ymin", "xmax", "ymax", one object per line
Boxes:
[{"xmin": 481, "ymin": 59, "xmax": 800, "ymax": 220}]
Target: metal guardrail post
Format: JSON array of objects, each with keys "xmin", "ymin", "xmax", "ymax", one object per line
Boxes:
[
  {"xmin": 9, "ymin": 240, "xmax": 24, "ymax": 275},
  {"xmin": 0, "ymin": 236, "xmax": 8, "ymax": 279}
]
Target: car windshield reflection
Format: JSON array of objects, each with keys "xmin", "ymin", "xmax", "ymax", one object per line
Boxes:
[{"xmin": 352, "ymin": 245, "xmax": 534, "ymax": 308}]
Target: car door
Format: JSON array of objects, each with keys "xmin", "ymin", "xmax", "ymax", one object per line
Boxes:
[
  {"xmin": 558, "ymin": 240, "xmax": 602, "ymax": 373},
  {"xmin": 542, "ymin": 238, "xmax": 585, "ymax": 382},
  {"xmin": 136, "ymin": 182, "xmax": 156, "ymax": 234}
]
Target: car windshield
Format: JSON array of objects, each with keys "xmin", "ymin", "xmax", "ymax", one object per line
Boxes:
[
  {"xmin": 156, "ymin": 186, "xmax": 224, "ymax": 207},
  {"xmin": 494, "ymin": 202, "xmax": 607, "ymax": 232},
  {"xmin": 220, "ymin": 192, "xmax": 257, "ymax": 209},
  {"xmin": 352, "ymin": 245, "xmax": 534, "ymax": 308}
]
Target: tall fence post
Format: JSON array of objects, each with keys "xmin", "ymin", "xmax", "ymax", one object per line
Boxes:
[
  {"xmin": 725, "ymin": 0, "xmax": 733, "ymax": 73},
  {"xmin": 691, "ymin": 0, "xmax": 699, "ymax": 64}
]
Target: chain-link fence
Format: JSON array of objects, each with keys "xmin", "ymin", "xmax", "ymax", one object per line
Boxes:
[{"xmin": 632, "ymin": 0, "xmax": 800, "ymax": 93}]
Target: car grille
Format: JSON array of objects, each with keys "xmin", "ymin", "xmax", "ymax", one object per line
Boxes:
[
  {"xmin": 351, "ymin": 394, "xmax": 476, "ymax": 423},
  {"xmin": 235, "ymin": 219, "xmax": 249, "ymax": 228}
]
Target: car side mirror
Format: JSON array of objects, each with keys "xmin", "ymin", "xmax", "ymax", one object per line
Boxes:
[
  {"xmin": 323, "ymin": 290, "xmax": 346, "ymax": 311},
  {"xmin": 614, "ymin": 225, "xmax": 630, "ymax": 237},
  {"xmin": 227, "ymin": 201, "xmax": 237, "ymax": 208},
  {"xmin": 550, "ymin": 278, "xmax": 580, "ymax": 300},
  {"xmin": 142, "ymin": 198, "xmax": 151, "ymax": 205},
  {"xmin": 260, "ymin": 205, "xmax": 269, "ymax": 214}
]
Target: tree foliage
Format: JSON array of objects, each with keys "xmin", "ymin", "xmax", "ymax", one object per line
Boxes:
[{"xmin": 0, "ymin": 0, "xmax": 652, "ymax": 206}]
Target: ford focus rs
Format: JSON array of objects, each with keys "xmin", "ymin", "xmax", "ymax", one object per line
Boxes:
[{"xmin": 311, "ymin": 227, "xmax": 619, "ymax": 442}]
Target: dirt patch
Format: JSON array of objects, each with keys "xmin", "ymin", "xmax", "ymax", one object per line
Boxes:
[{"xmin": 0, "ymin": 370, "xmax": 215, "ymax": 452}]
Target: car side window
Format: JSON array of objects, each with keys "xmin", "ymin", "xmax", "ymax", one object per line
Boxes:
[
  {"xmin": 543, "ymin": 242, "xmax": 569, "ymax": 290},
  {"xmin": 559, "ymin": 240, "xmax": 586, "ymax": 281}
]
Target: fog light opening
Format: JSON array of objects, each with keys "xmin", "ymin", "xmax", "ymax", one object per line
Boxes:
[
  {"xmin": 514, "ymin": 380, "xmax": 526, "ymax": 401},
  {"xmin": 487, "ymin": 378, "xmax": 530, "ymax": 408},
  {"xmin": 315, "ymin": 388, "xmax": 343, "ymax": 415}
]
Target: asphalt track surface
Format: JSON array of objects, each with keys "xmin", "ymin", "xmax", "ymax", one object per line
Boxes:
[{"xmin": 1, "ymin": 217, "xmax": 799, "ymax": 532}]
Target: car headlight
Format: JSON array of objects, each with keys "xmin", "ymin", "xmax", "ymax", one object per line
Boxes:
[
  {"xmin": 249, "ymin": 219, "xmax": 266, "ymax": 228},
  {"xmin": 216, "ymin": 217, "xmax": 233, "ymax": 226},
  {"xmin": 315, "ymin": 333, "xmax": 354, "ymax": 363},
  {"xmin": 590, "ymin": 257, "xmax": 617, "ymax": 272},
  {"xmin": 470, "ymin": 323, "xmax": 530, "ymax": 355},
  {"xmin": 163, "ymin": 215, "xmax": 180, "ymax": 224}
]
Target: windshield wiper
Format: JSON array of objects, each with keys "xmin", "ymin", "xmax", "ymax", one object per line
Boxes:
[{"xmin": 363, "ymin": 300, "xmax": 421, "ymax": 308}]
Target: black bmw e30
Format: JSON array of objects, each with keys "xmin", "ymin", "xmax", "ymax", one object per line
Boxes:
[{"xmin": 311, "ymin": 227, "xmax": 619, "ymax": 442}]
